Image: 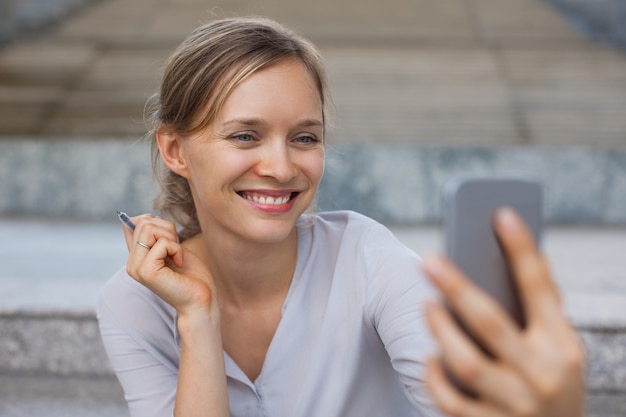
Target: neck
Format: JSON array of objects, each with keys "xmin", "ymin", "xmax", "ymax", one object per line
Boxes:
[{"xmin": 185, "ymin": 226, "xmax": 298, "ymax": 309}]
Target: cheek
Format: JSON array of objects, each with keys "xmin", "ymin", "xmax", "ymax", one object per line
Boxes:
[
  {"xmin": 186, "ymin": 147, "xmax": 251, "ymax": 184},
  {"xmin": 300, "ymin": 150, "xmax": 325, "ymax": 184}
]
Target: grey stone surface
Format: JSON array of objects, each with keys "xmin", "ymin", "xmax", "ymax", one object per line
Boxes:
[
  {"xmin": 0, "ymin": 0, "xmax": 96, "ymax": 45},
  {"xmin": 1, "ymin": 301, "xmax": 625, "ymax": 393},
  {"xmin": 319, "ymin": 144, "xmax": 626, "ymax": 224},
  {"xmin": 4, "ymin": 219, "xmax": 623, "ymax": 326},
  {"xmin": 390, "ymin": 225, "xmax": 626, "ymax": 329},
  {"xmin": 0, "ymin": 218, "xmax": 625, "ymax": 392},
  {"xmin": 0, "ymin": 139, "xmax": 154, "ymax": 220},
  {"xmin": 0, "ymin": 374, "xmax": 623, "ymax": 417},
  {"xmin": 0, "ymin": 219, "xmax": 127, "ymax": 312},
  {"xmin": 581, "ymin": 330, "xmax": 626, "ymax": 392},
  {"xmin": 546, "ymin": 0, "xmax": 626, "ymax": 49},
  {"xmin": 3, "ymin": 139, "xmax": 626, "ymax": 225},
  {"xmin": 1, "ymin": 0, "xmax": 626, "ymax": 144},
  {"xmin": 585, "ymin": 393, "xmax": 626, "ymax": 417},
  {"xmin": 0, "ymin": 314, "xmax": 112, "ymax": 376},
  {"xmin": 0, "ymin": 374, "xmax": 128, "ymax": 417}
]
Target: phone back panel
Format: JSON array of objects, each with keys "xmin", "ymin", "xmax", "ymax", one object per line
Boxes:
[{"xmin": 443, "ymin": 177, "xmax": 543, "ymax": 328}]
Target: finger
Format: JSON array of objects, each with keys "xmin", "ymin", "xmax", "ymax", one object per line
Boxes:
[
  {"xmin": 426, "ymin": 300, "xmax": 537, "ymax": 412},
  {"xmin": 128, "ymin": 238, "xmax": 184, "ymax": 276},
  {"xmin": 425, "ymin": 300, "xmax": 486, "ymax": 390},
  {"xmin": 425, "ymin": 356, "xmax": 506, "ymax": 417},
  {"xmin": 134, "ymin": 215, "xmax": 179, "ymax": 243},
  {"xmin": 120, "ymin": 214, "xmax": 175, "ymax": 251},
  {"xmin": 133, "ymin": 236, "xmax": 185, "ymax": 287},
  {"xmin": 425, "ymin": 277, "xmax": 543, "ymax": 413},
  {"xmin": 422, "ymin": 256, "xmax": 525, "ymax": 363},
  {"xmin": 130, "ymin": 216, "xmax": 180, "ymax": 257},
  {"xmin": 493, "ymin": 209, "xmax": 586, "ymax": 396},
  {"xmin": 493, "ymin": 208, "xmax": 561, "ymax": 326},
  {"xmin": 127, "ymin": 218, "xmax": 184, "ymax": 279}
]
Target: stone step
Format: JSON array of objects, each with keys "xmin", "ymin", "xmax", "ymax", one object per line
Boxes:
[
  {"xmin": 0, "ymin": 219, "xmax": 625, "ymax": 402},
  {"xmin": 2, "ymin": 312, "xmax": 624, "ymax": 396},
  {"xmin": 2, "ymin": 0, "xmax": 626, "ymax": 144},
  {"xmin": 1, "ymin": 139, "xmax": 625, "ymax": 224},
  {"xmin": 0, "ymin": 375, "xmax": 128, "ymax": 417},
  {"xmin": 0, "ymin": 374, "xmax": 623, "ymax": 417}
]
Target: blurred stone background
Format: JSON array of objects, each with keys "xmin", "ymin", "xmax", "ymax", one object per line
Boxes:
[
  {"xmin": 0, "ymin": 1, "xmax": 625, "ymax": 416},
  {"xmin": 0, "ymin": 0, "xmax": 625, "ymax": 223},
  {"xmin": 547, "ymin": 0, "xmax": 626, "ymax": 49}
]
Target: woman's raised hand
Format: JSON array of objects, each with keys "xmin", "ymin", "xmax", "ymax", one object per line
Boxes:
[
  {"xmin": 422, "ymin": 208, "xmax": 585, "ymax": 417},
  {"xmin": 121, "ymin": 214, "xmax": 217, "ymax": 316},
  {"xmin": 122, "ymin": 215, "xmax": 229, "ymax": 416}
]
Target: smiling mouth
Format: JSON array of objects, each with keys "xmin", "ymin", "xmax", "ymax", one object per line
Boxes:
[{"xmin": 238, "ymin": 191, "xmax": 299, "ymax": 206}]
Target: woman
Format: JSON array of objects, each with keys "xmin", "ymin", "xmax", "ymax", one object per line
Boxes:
[{"xmin": 98, "ymin": 17, "xmax": 585, "ymax": 417}]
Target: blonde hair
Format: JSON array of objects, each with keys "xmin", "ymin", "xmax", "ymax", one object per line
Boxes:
[{"xmin": 145, "ymin": 17, "xmax": 331, "ymax": 238}]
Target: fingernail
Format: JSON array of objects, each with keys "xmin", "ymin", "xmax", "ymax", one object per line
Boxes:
[{"xmin": 495, "ymin": 207, "xmax": 521, "ymax": 230}]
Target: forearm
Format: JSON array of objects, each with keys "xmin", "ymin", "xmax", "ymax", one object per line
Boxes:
[{"xmin": 174, "ymin": 310, "xmax": 230, "ymax": 417}]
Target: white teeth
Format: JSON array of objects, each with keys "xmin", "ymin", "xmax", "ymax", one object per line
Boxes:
[{"xmin": 243, "ymin": 193, "xmax": 290, "ymax": 205}]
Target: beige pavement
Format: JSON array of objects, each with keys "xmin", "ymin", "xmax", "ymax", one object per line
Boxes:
[{"xmin": 0, "ymin": 0, "xmax": 625, "ymax": 145}]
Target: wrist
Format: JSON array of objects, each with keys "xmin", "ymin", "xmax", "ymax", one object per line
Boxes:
[{"xmin": 177, "ymin": 305, "xmax": 221, "ymax": 340}]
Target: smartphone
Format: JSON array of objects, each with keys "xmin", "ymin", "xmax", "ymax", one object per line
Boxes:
[
  {"xmin": 441, "ymin": 177, "xmax": 543, "ymax": 395},
  {"xmin": 442, "ymin": 177, "xmax": 543, "ymax": 333}
]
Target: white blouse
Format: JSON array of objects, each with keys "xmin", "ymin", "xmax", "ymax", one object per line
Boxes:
[{"xmin": 98, "ymin": 211, "xmax": 442, "ymax": 417}]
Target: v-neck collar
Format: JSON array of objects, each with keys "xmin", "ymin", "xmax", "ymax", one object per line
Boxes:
[{"xmin": 221, "ymin": 217, "xmax": 314, "ymax": 387}]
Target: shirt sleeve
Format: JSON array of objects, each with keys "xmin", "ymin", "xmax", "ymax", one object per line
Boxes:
[
  {"xmin": 97, "ymin": 269, "xmax": 179, "ymax": 417},
  {"xmin": 363, "ymin": 222, "xmax": 444, "ymax": 417}
]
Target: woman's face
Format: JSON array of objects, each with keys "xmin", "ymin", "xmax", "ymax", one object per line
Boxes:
[{"xmin": 180, "ymin": 59, "xmax": 325, "ymax": 244}]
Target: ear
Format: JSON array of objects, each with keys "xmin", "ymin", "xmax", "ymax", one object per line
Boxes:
[{"xmin": 156, "ymin": 127, "xmax": 189, "ymax": 178}]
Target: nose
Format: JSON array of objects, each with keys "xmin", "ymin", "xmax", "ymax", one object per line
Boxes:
[{"xmin": 256, "ymin": 140, "xmax": 298, "ymax": 182}]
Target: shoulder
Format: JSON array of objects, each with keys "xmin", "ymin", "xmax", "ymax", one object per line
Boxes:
[
  {"xmin": 300, "ymin": 210, "xmax": 420, "ymax": 275},
  {"xmin": 312, "ymin": 210, "xmax": 417, "ymax": 254}
]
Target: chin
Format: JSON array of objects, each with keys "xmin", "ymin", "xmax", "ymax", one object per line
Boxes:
[{"xmin": 245, "ymin": 219, "xmax": 298, "ymax": 244}]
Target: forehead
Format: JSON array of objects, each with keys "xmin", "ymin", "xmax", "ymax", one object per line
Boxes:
[{"xmin": 217, "ymin": 60, "xmax": 323, "ymax": 123}]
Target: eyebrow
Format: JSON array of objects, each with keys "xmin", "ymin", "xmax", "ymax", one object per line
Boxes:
[{"xmin": 222, "ymin": 117, "xmax": 324, "ymax": 129}]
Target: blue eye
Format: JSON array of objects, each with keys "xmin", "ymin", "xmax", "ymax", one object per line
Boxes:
[
  {"xmin": 232, "ymin": 133, "xmax": 255, "ymax": 142},
  {"xmin": 294, "ymin": 135, "xmax": 319, "ymax": 144}
]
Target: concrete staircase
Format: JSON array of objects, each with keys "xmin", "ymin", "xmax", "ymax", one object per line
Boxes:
[{"xmin": 1, "ymin": 0, "xmax": 625, "ymax": 415}]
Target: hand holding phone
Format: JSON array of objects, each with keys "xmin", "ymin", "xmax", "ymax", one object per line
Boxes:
[{"xmin": 422, "ymin": 178, "xmax": 584, "ymax": 417}]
